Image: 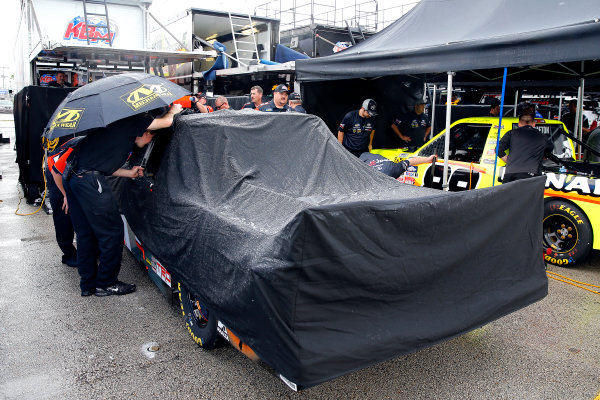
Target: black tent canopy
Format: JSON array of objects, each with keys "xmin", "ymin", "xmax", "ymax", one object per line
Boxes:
[
  {"xmin": 296, "ymin": 0, "xmax": 600, "ymax": 150},
  {"xmin": 296, "ymin": 0, "xmax": 600, "ymax": 84}
]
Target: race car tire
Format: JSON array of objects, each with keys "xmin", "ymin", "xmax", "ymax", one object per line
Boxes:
[
  {"xmin": 178, "ymin": 282, "xmax": 223, "ymax": 349},
  {"xmin": 543, "ymin": 199, "xmax": 593, "ymax": 267}
]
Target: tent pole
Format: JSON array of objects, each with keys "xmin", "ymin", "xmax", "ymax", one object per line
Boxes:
[
  {"xmin": 513, "ymin": 90, "xmax": 519, "ymax": 117},
  {"xmin": 580, "ymin": 77, "xmax": 586, "ymax": 157},
  {"xmin": 492, "ymin": 67, "xmax": 508, "ymax": 187},
  {"xmin": 575, "ymin": 82, "xmax": 583, "ymax": 158},
  {"xmin": 442, "ymin": 72, "xmax": 453, "ymax": 191},
  {"xmin": 430, "ymin": 84, "xmax": 437, "ymax": 139},
  {"xmin": 558, "ymin": 92, "xmax": 563, "ymax": 120}
]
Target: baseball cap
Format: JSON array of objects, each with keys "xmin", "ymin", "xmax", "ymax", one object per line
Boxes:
[
  {"xmin": 273, "ymin": 84, "xmax": 290, "ymax": 93},
  {"xmin": 196, "ymin": 92, "xmax": 207, "ymax": 99},
  {"xmin": 362, "ymin": 99, "xmax": 378, "ymax": 116},
  {"xmin": 289, "ymin": 92, "xmax": 301, "ymax": 101}
]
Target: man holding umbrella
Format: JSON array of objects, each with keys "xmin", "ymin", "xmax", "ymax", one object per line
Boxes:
[{"xmin": 46, "ymin": 73, "xmax": 188, "ymax": 297}]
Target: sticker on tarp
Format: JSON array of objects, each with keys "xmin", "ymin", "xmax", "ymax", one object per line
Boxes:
[
  {"xmin": 482, "ymin": 159, "xmax": 496, "ymax": 164},
  {"xmin": 217, "ymin": 321, "xmax": 229, "ymax": 341},
  {"xmin": 486, "ymin": 149, "xmax": 496, "ymax": 156},
  {"xmin": 279, "ymin": 374, "xmax": 298, "ymax": 391}
]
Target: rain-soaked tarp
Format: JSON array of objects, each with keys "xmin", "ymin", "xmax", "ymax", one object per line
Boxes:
[{"xmin": 113, "ymin": 110, "xmax": 547, "ymax": 388}]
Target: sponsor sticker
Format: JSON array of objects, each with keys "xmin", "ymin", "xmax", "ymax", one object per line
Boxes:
[
  {"xmin": 279, "ymin": 375, "xmax": 298, "ymax": 391},
  {"xmin": 40, "ymin": 74, "xmax": 55, "ymax": 86},
  {"xmin": 150, "ymin": 257, "xmax": 171, "ymax": 287},
  {"xmin": 398, "ymin": 167, "xmax": 417, "ymax": 185},
  {"xmin": 64, "ymin": 16, "xmax": 117, "ymax": 44},
  {"xmin": 49, "ymin": 108, "xmax": 85, "ymax": 132},
  {"xmin": 121, "ymin": 84, "xmax": 173, "ymax": 110},
  {"xmin": 217, "ymin": 321, "xmax": 229, "ymax": 341},
  {"xmin": 545, "ymin": 172, "xmax": 600, "ymax": 197}
]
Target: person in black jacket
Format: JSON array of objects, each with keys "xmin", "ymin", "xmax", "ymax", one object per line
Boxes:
[{"xmin": 498, "ymin": 112, "xmax": 553, "ymax": 184}]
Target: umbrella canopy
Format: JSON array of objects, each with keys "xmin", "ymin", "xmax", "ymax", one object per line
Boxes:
[{"xmin": 43, "ymin": 73, "xmax": 190, "ymax": 139}]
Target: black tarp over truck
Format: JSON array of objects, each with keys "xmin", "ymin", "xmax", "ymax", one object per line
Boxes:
[{"xmin": 112, "ymin": 110, "xmax": 548, "ymax": 389}]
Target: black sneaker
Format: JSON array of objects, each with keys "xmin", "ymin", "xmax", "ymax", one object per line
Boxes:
[
  {"xmin": 81, "ymin": 288, "xmax": 95, "ymax": 297},
  {"xmin": 95, "ymin": 281, "xmax": 136, "ymax": 297}
]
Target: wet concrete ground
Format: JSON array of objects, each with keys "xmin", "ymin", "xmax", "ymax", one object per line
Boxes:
[{"xmin": 0, "ymin": 113, "xmax": 599, "ymax": 399}]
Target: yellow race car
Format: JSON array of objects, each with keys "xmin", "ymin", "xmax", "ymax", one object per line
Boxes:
[{"xmin": 373, "ymin": 116, "xmax": 600, "ymax": 267}]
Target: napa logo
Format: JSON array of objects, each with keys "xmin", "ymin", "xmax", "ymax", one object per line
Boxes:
[
  {"xmin": 49, "ymin": 108, "xmax": 85, "ymax": 132},
  {"xmin": 121, "ymin": 84, "xmax": 173, "ymax": 110},
  {"xmin": 63, "ymin": 16, "xmax": 117, "ymax": 45}
]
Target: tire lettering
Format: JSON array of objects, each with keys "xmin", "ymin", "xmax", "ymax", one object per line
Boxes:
[
  {"xmin": 544, "ymin": 254, "xmax": 572, "ymax": 265},
  {"xmin": 557, "ymin": 205, "xmax": 584, "ymax": 224}
]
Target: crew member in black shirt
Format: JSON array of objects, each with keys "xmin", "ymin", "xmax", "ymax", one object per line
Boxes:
[
  {"xmin": 489, "ymin": 99, "xmax": 501, "ymax": 117},
  {"xmin": 498, "ymin": 112, "xmax": 553, "ymax": 184},
  {"xmin": 259, "ymin": 84, "xmax": 291, "ymax": 112},
  {"xmin": 63, "ymin": 104, "xmax": 182, "ymax": 297},
  {"xmin": 391, "ymin": 100, "xmax": 431, "ymax": 151},
  {"xmin": 561, "ymin": 99, "xmax": 590, "ymax": 141},
  {"xmin": 338, "ymin": 99, "xmax": 377, "ymax": 157}
]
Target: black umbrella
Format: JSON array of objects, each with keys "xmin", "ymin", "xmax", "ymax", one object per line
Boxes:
[{"xmin": 43, "ymin": 73, "xmax": 190, "ymax": 139}]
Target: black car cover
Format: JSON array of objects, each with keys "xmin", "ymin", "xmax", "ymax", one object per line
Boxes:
[{"xmin": 113, "ymin": 110, "xmax": 547, "ymax": 388}]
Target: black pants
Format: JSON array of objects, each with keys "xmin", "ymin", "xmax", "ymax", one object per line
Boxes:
[
  {"xmin": 64, "ymin": 172, "xmax": 123, "ymax": 291},
  {"xmin": 503, "ymin": 172, "xmax": 539, "ymax": 184},
  {"xmin": 45, "ymin": 167, "xmax": 76, "ymax": 260}
]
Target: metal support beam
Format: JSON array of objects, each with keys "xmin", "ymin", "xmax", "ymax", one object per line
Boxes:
[
  {"xmin": 576, "ymin": 78, "xmax": 586, "ymax": 158},
  {"xmin": 558, "ymin": 92, "xmax": 563, "ymax": 120},
  {"xmin": 430, "ymin": 84, "xmax": 437, "ymax": 140},
  {"xmin": 442, "ymin": 72, "xmax": 453, "ymax": 191}
]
